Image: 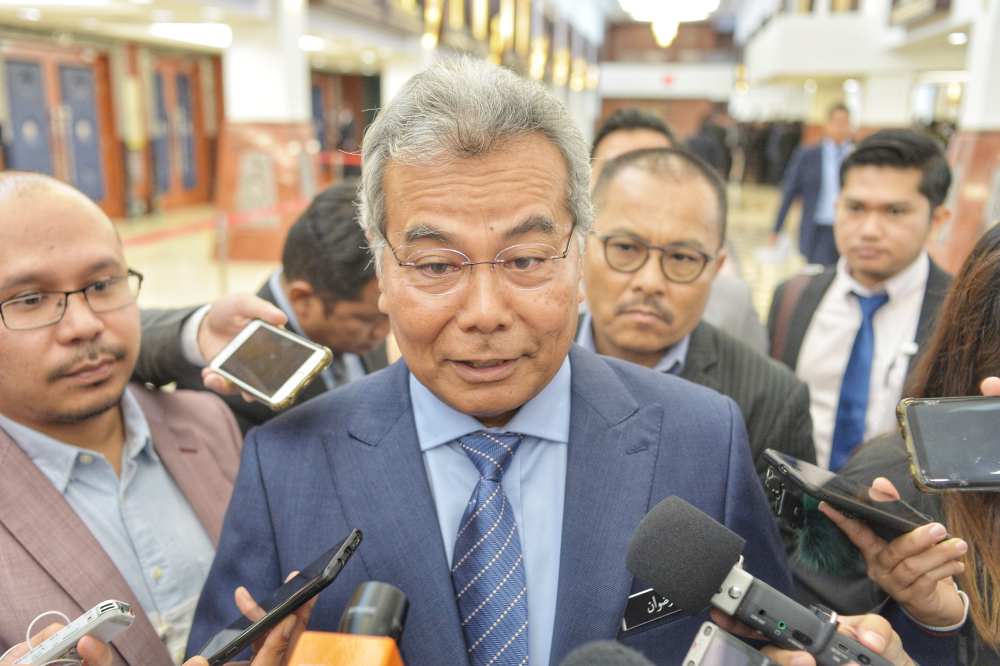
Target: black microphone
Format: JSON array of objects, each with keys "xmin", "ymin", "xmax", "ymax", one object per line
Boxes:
[
  {"xmin": 337, "ymin": 581, "xmax": 409, "ymax": 642},
  {"xmin": 560, "ymin": 641, "xmax": 655, "ymax": 666},
  {"xmin": 626, "ymin": 496, "xmax": 892, "ymax": 666}
]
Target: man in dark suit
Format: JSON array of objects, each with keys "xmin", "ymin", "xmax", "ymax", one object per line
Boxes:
[
  {"xmin": 136, "ymin": 181, "xmax": 389, "ymax": 432},
  {"xmin": 579, "ymin": 146, "xmax": 815, "ymax": 479},
  {"xmin": 771, "ymin": 103, "xmax": 853, "ymax": 266},
  {"xmin": 768, "ymin": 130, "xmax": 953, "ymax": 470},
  {"xmin": 188, "ymin": 57, "xmax": 794, "ymax": 666},
  {"xmin": 591, "ymin": 107, "xmax": 767, "ymax": 353}
]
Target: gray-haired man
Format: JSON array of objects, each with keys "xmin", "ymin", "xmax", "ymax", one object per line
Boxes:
[{"xmin": 187, "ymin": 57, "xmax": 791, "ymax": 666}]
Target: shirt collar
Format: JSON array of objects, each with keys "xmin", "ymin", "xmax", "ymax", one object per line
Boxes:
[
  {"xmin": 576, "ymin": 311, "xmax": 689, "ymax": 375},
  {"xmin": 268, "ymin": 269, "xmax": 305, "ymax": 337},
  {"xmin": 0, "ymin": 387, "xmax": 156, "ymax": 493},
  {"xmin": 410, "ymin": 356, "xmax": 572, "ymax": 452},
  {"xmin": 834, "ymin": 251, "xmax": 929, "ymax": 302}
]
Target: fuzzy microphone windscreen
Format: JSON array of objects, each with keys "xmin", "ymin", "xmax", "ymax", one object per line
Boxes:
[
  {"xmin": 560, "ymin": 641, "xmax": 655, "ymax": 666},
  {"xmin": 626, "ymin": 496, "xmax": 746, "ymax": 612}
]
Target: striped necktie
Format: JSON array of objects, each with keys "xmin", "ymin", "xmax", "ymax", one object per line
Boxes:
[{"xmin": 451, "ymin": 431, "xmax": 530, "ymax": 666}]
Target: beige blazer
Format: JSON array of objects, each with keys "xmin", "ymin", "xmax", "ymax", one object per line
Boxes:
[{"xmin": 0, "ymin": 384, "xmax": 242, "ymax": 665}]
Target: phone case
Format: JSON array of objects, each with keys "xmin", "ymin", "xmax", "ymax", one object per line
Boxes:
[
  {"xmin": 262, "ymin": 346, "xmax": 332, "ymax": 411},
  {"xmin": 898, "ymin": 396, "xmax": 998, "ymax": 493}
]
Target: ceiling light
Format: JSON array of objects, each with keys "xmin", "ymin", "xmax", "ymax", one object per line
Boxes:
[
  {"xmin": 652, "ymin": 19, "xmax": 679, "ymax": 48},
  {"xmin": 842, "ymin": 78, "xmax": 860, "ymax": 94},
  {"xmin": 17, "ymin": 7, "xmax": 41, "ymax": 20},
  {"xmin": 619, "ymin": 0, "xmax": 719, "ymax": 23},
  {"xmin": 298, "ymin": 34, "xmax": 326, "ymax": 52},
  {"xmin": 148, "ymin": 22, "xmax": 232, "ymax": 49},
  {"xmin": 947, "ymin": 32, "xmax": 968, "ymax": 46},
  {"xmin": 360, "ymin": 49, "xmax": 377, "ymax": 65}
]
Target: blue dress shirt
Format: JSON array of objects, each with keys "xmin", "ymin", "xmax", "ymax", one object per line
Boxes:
[
  {"xmin": 0, "ymin": 389, "xmax": 215, "ymax": 663},
  {"xmin": 410, "ymin": 357, "xmax": 571, "ymax": 666},
  {"xmin": 576, "ymin": 312, "xmax": 690, "ymax": 375}
]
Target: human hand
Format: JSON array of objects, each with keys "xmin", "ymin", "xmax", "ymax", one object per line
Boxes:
[
  {"xmin": 0, "ymin": 623, "xmax": 113, "ymax": 666},
  {"xmin": 196, "ymin": 294, "xmax": 287, "ymax": 397},
  {"xmin": 761, "ymin": 613, "xmax": 917, "ymax": 666},
  {"xmin": 226, "ymin": 571, "xmax": 316, "ymax": 665},
  {"xmin": 819, "ymin": 478, "xmax": 966, "ymax": 627},
  {"xmin": 980, "ymin": 376, "xmax": 1000, "ymax": 396}
]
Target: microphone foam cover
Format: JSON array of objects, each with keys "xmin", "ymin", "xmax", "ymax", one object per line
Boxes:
[
  {"xmin": 560, "ymin": 641, "xmax": 655, "ymax": 666},
  {"xmin": 626, "ymin": 496, "xmax": 746, "ymax": 612}
]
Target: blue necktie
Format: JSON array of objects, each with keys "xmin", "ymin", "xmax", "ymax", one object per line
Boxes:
[
  {"xmin": 830, "ymin": 292, "xmax": 889, "ymax": 470},
  {"xmin": 451, "ymin": 431, "xmax": 530, "ymax": 666}
]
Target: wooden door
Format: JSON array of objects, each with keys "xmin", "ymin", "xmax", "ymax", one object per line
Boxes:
[{"xmin": 150, "ymin": 57, "xmax": 210, "ymax": 209}]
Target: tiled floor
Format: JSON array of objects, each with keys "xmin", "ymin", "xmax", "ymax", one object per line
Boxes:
[{"xmin": 116, "ymin": 184, "xmax": 806, "ymax": 319}]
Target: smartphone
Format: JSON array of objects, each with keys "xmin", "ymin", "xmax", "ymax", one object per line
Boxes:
[
  {"xmin": 682, "ymin": 622, "xmax": 775, "ymax": 666},
  {"xmin": 209, "ymin": 320, "xmax": 332, "ymax": 410},
  {"xmin": 16, "ymin": 600, "xmax": 134, "ymax": 665},
  {"xmin": 197, "ymin": 529, "xmax": 363, "ymax": 666},
  {"xmin": 762, "ymin": 449, "xmax": 936, "ymax": 541},
  {"xmin": 898, "ymin": 396, "xmax": 1000, "ymax": 492}
]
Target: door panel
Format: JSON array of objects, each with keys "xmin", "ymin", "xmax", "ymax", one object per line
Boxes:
[
  {"xmin": 57, "ymin": 64, "xmax": 105, "ymax": 202},
  {"xmin": 152, "ymin": 71, "xmax": 172, "ymax": 195},
  {"xmin": 4, "ymin": 59, "xmax": 54, "ymax": 175},
  {"xmin": 174, "ymin": 71, "xmax": 197, "ymax": 190}
]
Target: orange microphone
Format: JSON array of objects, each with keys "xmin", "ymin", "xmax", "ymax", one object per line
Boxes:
[{"xmin": 288, "ymin": 582, "xmax": 408, "ymax": 666}]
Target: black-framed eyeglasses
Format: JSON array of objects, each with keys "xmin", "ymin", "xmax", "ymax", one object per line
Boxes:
[
  {"xmin": 0, "ymin": 269, "xmax": 144, "ymax": 331},
  {"xmin": 598, "ymin": 234, "xmax": 714, "ymax": 284},
  {"xmin": 384, "ymin": 224, "xmax": 576, "ymax": 296}
]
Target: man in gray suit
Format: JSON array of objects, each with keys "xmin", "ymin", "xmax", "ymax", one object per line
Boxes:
[
  {"xmin": 580, "ymin": 147, "xmax": 816, "ymax": 477},
  {"xmin": 136, "ymin": 181, "xmax": 390, "ymax": 432},
  {"xmin": 0, "ymin": 173, "xmax": 243, "ymax": 665},
  {"xmin": 591, "ymin": 107, "xmax": 767, "ymax": 352}
]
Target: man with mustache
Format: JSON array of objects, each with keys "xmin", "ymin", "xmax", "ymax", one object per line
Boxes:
[
  {"xmin": 768, "ymin": 130, "xmax": 952, "ymax": 470},
  {"xmin": 579, "ymin": 147, "xmax": 816, "ymax": 478},
  {"xmin": 0, "ymin": 173, "xmax": 243, "ymax": 665}
]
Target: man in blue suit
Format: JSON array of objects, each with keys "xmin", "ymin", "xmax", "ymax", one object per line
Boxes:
[
  {"xmin": 771, "ymin": 104, "xmax": 853, "ymax": 266},
  {"xmin": 187, "ymin": 57, "xmax": 792, "ymax": 666}
]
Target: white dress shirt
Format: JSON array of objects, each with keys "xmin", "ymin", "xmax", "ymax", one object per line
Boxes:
[{"xmin": 797, "ymin": 253, "xmax": 929, "ymax": 468}]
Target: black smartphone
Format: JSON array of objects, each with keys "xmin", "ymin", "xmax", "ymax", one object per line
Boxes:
[
  {"xmin": 197, "ymin": 529, "xmax": 363, "ymax": 666},
  {"xmin": 762, "ymin": 449, "xmax": 935, "ymax": 540},
  {"xmin": 898, "ymin": 396, "xmax": 1000, "ymax": 492}
]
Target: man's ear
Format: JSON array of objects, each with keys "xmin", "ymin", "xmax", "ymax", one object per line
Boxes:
[
  {"xmin": 929, "ymin": 205, "xmax": 951, "ymax": 235},
  {"xmin": 713, "ymin": 245, "xmax": 728, "ymax": 277},
  {"xmin": 286, "ymin": 280, "xmax": 317, "ymax": 322}
]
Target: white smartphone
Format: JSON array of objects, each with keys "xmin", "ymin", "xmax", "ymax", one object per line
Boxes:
[
  {"xmin": 209, "ymin": 320, "xmax": 332, "ymax": 411},
  {"xmin": 16, "ymin": 600, "xmax": 134, "ymax": 665},
  {"xmin": 682, "ymin": 622, "xmax": 775, "ymax": 666}
]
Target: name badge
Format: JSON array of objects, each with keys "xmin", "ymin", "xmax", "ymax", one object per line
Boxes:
[{"xmin": 620, "ymin": 587, "xmax": 682, "ymax": 633}]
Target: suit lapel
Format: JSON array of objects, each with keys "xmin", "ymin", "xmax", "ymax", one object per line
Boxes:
[
  {"xmin": 785, "ymin": 269, "xmax": 835, "ymax": 370},
  {"xmin": 678, "ymin": 324, "xmax": 720, "ymax": 392},
  {"xmin": 324, "ymin": 363, "xmax": 467, "ymax": 665},
  {"xmin": 549, "ymin": 348, "xmax": 663, "ymax": 664},
  {"xmin": 132, "ymin": 389, "xmax": 233, "ymax": 544},
  {"xmin": 0, "ymin": 431, "xmax": 171, "ymax": 665},
  {"xmin": 908, "ymin": 259, "xmax": 952, "ymax": 375}
]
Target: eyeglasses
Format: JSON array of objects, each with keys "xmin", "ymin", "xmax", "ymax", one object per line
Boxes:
[
  {"xmin": 599, "ymin": 234, "xmax": 714, "ymax": 284},
  {"xmin": 0, "ymin": 269, "xmax": 144, "ymax": 331},
  {"xmin": 385, "ymin": 227, "xmax": 576, "ymax": 296}
]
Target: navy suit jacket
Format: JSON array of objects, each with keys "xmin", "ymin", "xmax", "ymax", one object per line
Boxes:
[
  {"xmin": 188, "ymin": 346, "xmax": 792, "ymax": 665},
  {"xmin": 773, "ymin": 144, "xmax": 824, "ymax": 258}
]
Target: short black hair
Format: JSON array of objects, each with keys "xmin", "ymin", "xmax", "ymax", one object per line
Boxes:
[
  {"xmin": 827, "ymin": 102, "xmax": 850, "ymax": 118},
  {"xmin": 839, "ymin": 129, "xmax": 952, "ymax": 209},
  {"xmin": 591, "ymin": 108, "xmax": 678, "ymax": 157},
  {"xmin": 281, "ymin": 179, "xmax": 375, "ymax": 305},
  {"xmin": 593, "ymin": 147, "xmax": 728, "ymax": 245}
]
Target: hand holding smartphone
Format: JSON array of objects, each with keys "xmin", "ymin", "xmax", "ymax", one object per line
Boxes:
[
  {"xmin": 197, "ymin": 529, "xmax": 362, "ymax": 666},
  {"xmin": 209, "ymin": 320, "xmax": 332, "ymax": 410}
]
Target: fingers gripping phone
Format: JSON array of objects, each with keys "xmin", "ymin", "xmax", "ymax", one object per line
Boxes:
[
  {"xmin": 209, "ymin": 320, "xmax": 332, "ymax": 410},
  {"xmin": 762, "ymin": 449, "xmax": 935, "ymax": 541},
  {"xmin": 898, "ymin": 396, "xmax": 1000, "ymax": 492},
  {"xmin": 682, "ymin": 622, "xmax": 775, "ymax": 666},
  {"xmin": 197, "ymin": 529, "xmax": 362, "ymax": 666},
  {"xmin": 15, "ymin": 600, "xmax": 134, "ymax": 665}
]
